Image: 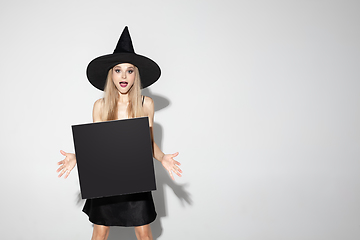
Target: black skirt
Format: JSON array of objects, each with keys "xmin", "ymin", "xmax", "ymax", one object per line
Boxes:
[{"xmin": 82, "ymin": 192, "xmax": 157, "ymax": 227}]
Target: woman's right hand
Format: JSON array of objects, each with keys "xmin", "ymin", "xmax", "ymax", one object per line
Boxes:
[{"xmin": 57, "ymin": 150, "xmax": 76, "ymax": 179}]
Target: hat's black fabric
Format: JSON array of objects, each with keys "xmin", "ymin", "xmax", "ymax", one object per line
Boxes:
[{"xmin": 87, "ymin": 27, "xmax": 161, "ymax": 90}]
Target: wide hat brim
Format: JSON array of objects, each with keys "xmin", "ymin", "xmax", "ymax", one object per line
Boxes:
[{"xmin": 87, "ymin": 52, "xmax": 161, "ymax": 91}]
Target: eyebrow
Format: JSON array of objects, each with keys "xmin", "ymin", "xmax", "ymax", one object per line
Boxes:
[{"xmin": 114, "ymin": 66, "xmax": 134, "ymax": 69}]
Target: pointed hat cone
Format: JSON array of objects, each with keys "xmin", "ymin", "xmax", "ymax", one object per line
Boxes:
[
  {"xmin": 113, "ymin": 26, "xmax": 135, "ymax": 53},
  {"xmin": 87, "ymin": 26, "xmax": 161, "ymax": 90}
]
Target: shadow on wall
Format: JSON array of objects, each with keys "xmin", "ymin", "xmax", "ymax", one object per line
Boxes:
[
  {"xmin": 150, "ymin": 123, "xmax": 192, "ymax": 239},
  {"xmin": 76, "ymin": 89, "xmax": 192, "ymax": 240}
]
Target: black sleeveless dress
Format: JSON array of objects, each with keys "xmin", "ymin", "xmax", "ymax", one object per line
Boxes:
[
  {"xmin": 82, "ymin": 192, "xmax": 156, "ymax": 226},
  {"xmin": 82, "ymin": 96, "xmax": 157, "ymax": 227}
]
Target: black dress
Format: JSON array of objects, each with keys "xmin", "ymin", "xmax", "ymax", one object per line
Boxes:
[
  {"xmin": 83, "ymin": 192, "xmax": 157, "ymax": 227},
  {"xmin": 83, "ymin": 96, "xmax": 156, "ymax": 227}
]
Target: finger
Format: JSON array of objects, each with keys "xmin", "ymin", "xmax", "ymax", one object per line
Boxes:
[
  {"xmin": 56, "ymin": 164, "xmax": 65, "ymax": 172},
  {"xmin": 57, "ymin": 160, "xmax": 64, "ymax": 165},
  {"xmin": 173, "ymin": 167, "xmax": 182, "ymax": 177},
  {"xmin": 60, "ymin": 150, "xmax": 67, "ymax": 156},
  {"xmin": 61, "ymin": 168, "xmax": 68, "ymax": 178},
  {"xmin": 168, "ymin": 170, "xmax": 174, "ymax": 181},
  {"xmin": 172, "ymin": 152, "xmax": 179, "ymax": 158},
  {"xmin": 58, "ymin": 170, "xmax": 64, "ymax": 178},
  {"xmin": 64, "ymin": 170, "xmax": 71, "ymax": 179},
  {"xmin": 173, "ymin": 165, "xmax": 182, "ymax": 173},
  {"xmin": 172, "ymin": 163, "xmax": 182, "ymax": 171},
  {"xmin": 174, "ymin": 161, "xmax": 181, "ymax": 166},
  {"xmin": 171, "ymin": 167, "xmax": 182, "ymax": 177},
  {"xmin": 176, "ymin": 166, "xmax": 182, "ymax": 174}
]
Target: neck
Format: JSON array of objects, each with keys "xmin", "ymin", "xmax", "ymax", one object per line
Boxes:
[{"xmin": 118, "ymin": 91, "xmax": 130, "ymax": 103}]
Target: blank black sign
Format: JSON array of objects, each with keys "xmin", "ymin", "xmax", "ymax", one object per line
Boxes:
[{"xmin": 72, "ymin": 117, "xmax": 156, "ymax": 199}]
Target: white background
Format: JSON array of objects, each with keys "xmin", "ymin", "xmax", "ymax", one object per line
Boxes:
[{"xmin": 0, "ymin": 1, "xmax": 359, "ymax": 239}]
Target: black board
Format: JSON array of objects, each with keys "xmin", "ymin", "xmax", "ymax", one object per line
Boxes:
[{"xmin": 72, "ymin": 117, "xmax": 156, "ymax": 199}]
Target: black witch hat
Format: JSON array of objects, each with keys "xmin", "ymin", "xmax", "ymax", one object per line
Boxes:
[{"xmin": 86, "ymin": 26, "xmax": 161, "ymax": 90}]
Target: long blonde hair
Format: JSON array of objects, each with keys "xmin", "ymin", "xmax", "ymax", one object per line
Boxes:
[{"xmin": 101, "ymin": 66, "xmax": 145, "ymax": 121}]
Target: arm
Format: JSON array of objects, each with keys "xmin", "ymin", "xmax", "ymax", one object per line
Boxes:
[
  {"xmin": 57, "ymin": 99, "xmax": 103, "ymax": 179},
  {"xmin": 143, "ymin": 96, "xmax": 182, "ymax": 180}
]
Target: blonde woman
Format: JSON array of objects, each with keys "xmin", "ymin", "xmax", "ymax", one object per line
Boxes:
[{"xmin": 57, "ymin": 27, "xmax": 181, "ymax": 240}]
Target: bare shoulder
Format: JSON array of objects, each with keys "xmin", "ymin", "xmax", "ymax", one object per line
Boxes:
[
  {"xmin": 143, "ymin": 96, "xmax": 154, "ymax": 110},
  {"xmin": 94, "ymin": 98, "xmax": 104, "ymax": 105},
  {"xmin": 142, "ymin": 96, "xmax": 154, "ymax": 118},
  {"xmin": 93, "ymin": 98, "xmax": 104, "ymax": 122},
  {"xmin": 93, "ymin": 98, "xmax": 104, "ymax": 110}
]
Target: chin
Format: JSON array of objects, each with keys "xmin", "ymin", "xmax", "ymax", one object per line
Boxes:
[{"xmin": 117, "ymin": 87, "xmax": 131, "ymax": 94}]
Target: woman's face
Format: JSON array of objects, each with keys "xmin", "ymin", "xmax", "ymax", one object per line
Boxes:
[{"xmin": 112, "ymin": 63, "xmax": 136, "ymax": 94}]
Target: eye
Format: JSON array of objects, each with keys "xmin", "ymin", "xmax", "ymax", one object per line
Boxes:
[
  {"xmin": 114, "ymin": 69, "xmax": 120, "ymax": 73},
  {"xmin": 128, "ymin": 70, "xmax": 134, "ymax": 74}
]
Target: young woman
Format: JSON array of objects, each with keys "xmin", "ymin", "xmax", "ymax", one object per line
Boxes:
[{"xmin": 57, "ymin": 27, "xmax": 181, "ymax": 240}]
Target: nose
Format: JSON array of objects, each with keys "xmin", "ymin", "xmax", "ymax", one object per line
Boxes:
[{"xmin": 121, "ymin": 72, "xmax": 126, "ymax": 79}]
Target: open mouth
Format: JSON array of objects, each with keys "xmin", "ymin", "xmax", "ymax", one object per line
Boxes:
[{"xmin": 119, "ymin": 82, "xmax": 128, "ymax": 88}]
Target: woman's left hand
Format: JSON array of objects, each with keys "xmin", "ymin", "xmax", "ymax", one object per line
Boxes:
[{"xmin": 161, "ymin": 152, "xmax": 182, "ymax": 180}]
